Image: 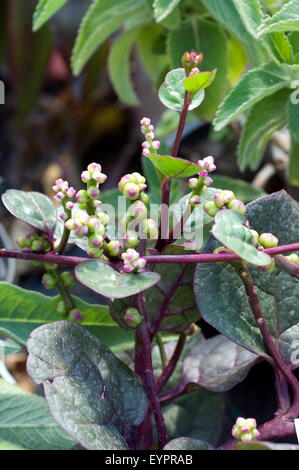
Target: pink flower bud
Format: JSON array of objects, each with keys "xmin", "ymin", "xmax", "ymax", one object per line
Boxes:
[
  {"xmin": 199, "ymin": 170, "xmax": 208, "ymax": 178},
  {"xmin": 142, "ymin": 141, "xmax": 150, "ymax": 148},
  {"xmin": 140, "ymin": 117, "xmax": 151, "ymax": 127},
  {"xmin": 66, "ymin": 201, "xmax": 74, "ymax": 210},
  {"xmin": 142, "ymin": 148, "xmax": 150, "ymax": 157},
  {"xmin": 93, "ymin": 172, "xmax": 107, "ymax": 184},
  {"xmin": 152, "ymin": 140, "xmax": 160, "ymax": 150},
  {"xmin": 188, "ymin": 178, "xmax": 198, "ymax": 189},
  {"xmin": 146, "ymin": 132, "xmax": 154, "ymax": 140},
  {"xmin": 87, "ymin": 162, "xmax": 102, "ymax": 174},
  {"xmin": 81, "ymin": 170, "xmax": 91, "ymax": 182},
  {"xmin": 66, "ymin": 187, "xmax": 76, "ymax": 199},
  {"xmin": 59, "ymin": 211, "xmax": 68, "ymax": 221}
]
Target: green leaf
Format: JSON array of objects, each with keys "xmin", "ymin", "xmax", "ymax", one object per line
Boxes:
[
  {"xmin": 228, "ymin": 37, "xmax": 248, "ymax": 87},
  {"xmin": 232, "ymin": 0, "xmax": 264, "ymax": 37},
  {"xmin": 288, "ymin": 138, "xmax": 299, "ymax": 185},
  {"xmin": 210, "ymin": 176, "xmax": 265, "ymax": 203},
  {"xmin": 0, "ymin": 282, "xmax": 135, "ymax": 353},
  {"xmin": 238, "ymin": 88, "xmax": 289, "ymax": 171},
  {"xmin": 108, "ymin": 27, "xmax": 141, "ymax": 106},
  {"xmin": 212, "ymin": 210, "xmax": 271, "ymax": 266},
  {"xmin": 183, "ymin": 69, "xmax": 217, "ymax": 94},
  {"xmin": 214, "ymin": 62, "xmax": 290, "ymax": 131},
  {"xmin": 159, "ymin": 68, "xmax": 205, "ymax": 112},
  {"xmin": 136, "ymin": 25, "xmax": 169, "ymax": 82},
  {"xmin": 167, "ymin": 18, "xmax": 230, "ymax": 120},
  {"xmin": 288, "ymin": 94, "xmax": 299, "ymax": 141},
  {"xmin": 162, "ymin": 389, "xmax": 225, "ymax": 446},
  {"xmin": 182, "ymin": 334, "xmax": 258, "ymax": 392},
  {"xmin": 0, "ymin": 379, "xmax": 75, "ymax": 450},
  {"xmin": 2, "ymin": 190, "xmax": 56, "ymax": 234},
  {"xmin": 267, "ymin": 32, "xmax": 293, "ymax": 63},
  {"xmin": 145, "ymin": 153, "xmax": 201, "ymax": 179},
  {"xmin": 110, "ymin": 246, "xmax": 200, "ymax": 333},
  {"xmin": 33, "ymin": 0, "xmax": 69, "ymax": 31},
  {"xmin": 27, "ymin": 321, "xmax": 148, "ymax": 450},
  {"xmin": 71, "ymin": 0, "xmax": 144, "ymax": 75},
  {"xmin": 0, "ymin": 439, "xmax": 26, "ymax": 450},
  {"xmin": 200, "ymin": 0, "xmax": 268, "ymax": 66},
  {"xmin": 153, "ymin": 0, "xmax": 181, "ymax": 22},
  {"xmin": 0, "ymin": 339, "xmax": 21, "ymax": 356},
  {"xmin": 195, "ymin": 190, "xmax": 299, "ymax": 361},
  {"xmin": 164, "ymin": 437, "xmax": 213, "ymax": 450},
  {"xmin": 257, "ymin": 0, "xmax": 299, "ymax": 36},
  {"xmin": 75, "ymin": 261, "xmax": 161, "ymax": 300},
  {"xmin": 160, "ymin": 4, "xmax": 181, "ymax": 30},
  {"xmin": 289, "ymin": 31, "xmax": 299, "ymax": 56}
]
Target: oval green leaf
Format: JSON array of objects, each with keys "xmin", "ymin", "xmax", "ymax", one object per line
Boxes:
[
  {"xmin": 146, "ymin": 154, "xmax": 200, "ymax": 179},
  {"xmin": 183, "ymin": 69, "xmax": 217, "ymax": 94},
  {"xmin": 75, "ymin": 261, "xmax": 161, "ymax": 300},
  {"xmin": 159, "ymin": 68, "xmax": 205, "ymax": 112}
]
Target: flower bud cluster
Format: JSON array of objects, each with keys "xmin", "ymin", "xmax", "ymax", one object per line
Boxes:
[
  {"xmin": 119, "ymin": 172, "xmax": 148, "ymax": 202},
  {"xmin": 17, "ymin": 232, "xmax": 51, "ymax": 253},
  {"xmin": 232, "ymin": 417, "xmax": 260, "ymax": 443},
  {"xmin": 182, "ymin": 50, "xmax": 203, "ymax": 76},
  {"xmin": 140, "ymin": 118, "xmax": 160, "ymax": 157},
  {"xmin": 78, "ymin": 163, "xmax": 107, "ymax": 212},
  {"xmin": 52, "ymin": 179, "xmax": 76, "ymax": 223},
  {"xmin": 204, "ymin": 190, "xmax": 246, "ymax": 218},
  {"xmin": 65, "ymin": 209, "xmax": 109, "ymax": 259},
  {"xmin": 56, "ymin": 301, "xmax": 83, "ymax": 323},
  {"xmin": 187, "ymin": 157, "xmax": 215, "ymax": 207},
  {"xmin": 121, "ymin": 249, "xmax": 147, "ymax": 273}
]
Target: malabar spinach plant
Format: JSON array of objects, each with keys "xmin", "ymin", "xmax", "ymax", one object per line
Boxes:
[
  {"xmin": 32, "ymin": 0, "xmax": 299, "ymax": 183},
  {"xmin": 1, "ymin": 51, "xmax": 299, "ymax": 451}
]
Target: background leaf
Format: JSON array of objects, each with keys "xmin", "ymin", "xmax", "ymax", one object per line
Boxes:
[
  {"xmin": 214, "ymin": 63, "xmax": 290, "ymax": 131},
  {"xmin": 145, "ymin": 153, "xmax": 200, "ymax": 179},
  {"xmin": 27, "ymin": 321, "xmax": 148, "ymax": 450},
  {"xmin": 288, "ymin": 138, "xmax": 299, "ymax": 185},
  {"xmin": 33, "ymin": 0, "xmax": 69, "ymax": 31},
  {"xmin": 153, "ymin": 0, "xmax": 181, "ymax": 23},
  {"xmin": 210, "ymin": 176, "xmax": 265, "ymax": 203},
  {"xmin": 0, "ymin": 282, "xmax": 135, "ymax": 353},
  {"xmin": 108, "ymin": 27, "xmax": 142, "ymax": 106},
  {"xmin": 238, "ymin": 89, "xmax": 289, "ymax": 171},
  {"xmin": 257, "ymin": 0, "xmax": 299, "ymax": 36},
  {"xmin": 164, "ymin": 437, "xmax": 213, "ymax": 450},
  {"xmin": 288, "ymin": 95, "xmax": 299, "ymax": 141},
  {"xmin": 71, "ymin": 0, "xmax": 145, "ymax": 75},
  {"xmin": 162, "ymin": 389, "xmax": 225, "ymax": 446},
  {"xmin": 0, "ymin": 378, "xmax": 75, "ymax": 450},
  {"xmin": 0, "ymin": 339, "xmax": 21, "ymax": 356}
]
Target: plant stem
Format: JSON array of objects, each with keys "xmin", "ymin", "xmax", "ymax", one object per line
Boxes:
[
  {"xmin": 156, "ymin": 333, "xmax": 187, "ymax": 393},
  {"xmin": 52, "ymin": 270, "xmax": 75, "ymax": 311},
  {"xmin": 2, "ymin": 243, "xmax": 299, "ymax": 266},
  {"xmin": 274, "ymin": 254, "xmax": 299, "ymax": 279},
  {"xmin": 57, "ymin": 227, "xmax": 70, "ymax": 255},
  {"xmin": 274, "ymin": 367, "xmax": 291, "ymax": 414},
  {"xmin": 155, "ymin": 92, "xmax": 191, "ymax": 252},
  {"xmin": 236, "ymin": 264, "xmax": 299, "ymax": 402},
  {"xmin": 137, "ymin": 295, "xmax": 167, "ymax": 450},
  {"xmin": 155, "ymin": 332, "xmax": 168, "ymax": 368}
]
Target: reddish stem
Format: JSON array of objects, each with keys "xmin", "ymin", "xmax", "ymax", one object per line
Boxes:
[{"xmin": 156, "ymin": 334, "xmax": 187, "ymax": 393}]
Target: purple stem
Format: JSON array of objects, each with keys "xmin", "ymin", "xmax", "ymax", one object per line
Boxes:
[
  {"xmin": 156, "ymin": 334, "xmax": 187, "ymax": 393},
  {"xmin": 137, "ymin": 295, "xmax": 168, "ymax": 450},
  {"xmin": 2, "ymin": 242, "xmax": 299, "ymax": 266}
]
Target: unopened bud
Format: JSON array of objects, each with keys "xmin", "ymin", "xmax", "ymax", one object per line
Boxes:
[
  {"xmin": 60, "ymin": 271, "xmax": 75, "ymax": 287},
  {"xmin": 69, "ymin": 309, "xmax": 83, "ymax": 323},
  {"xmin": 42, "ymin": 273, "xmax": 56, "ymax": 290},
  {"xmin": 124, "ymin": 308, "xmax": 143, "ymax": 328},
  {"xmin": 204, "ymin": 200, "xmax": 218, "ymax": 217},
  {"xmin": 258, "ymin": 233, "xmax": 278, "ymax": 248},
  {"xmin": 107, "ymin": 240, "xmax": 122, "ymax": 257},
  {"xmin": 227, "ymin": 199, "xmax": 246, "ymax": 215}
]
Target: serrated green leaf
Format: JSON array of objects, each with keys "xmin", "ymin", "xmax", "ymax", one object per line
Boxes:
[
  {"xmin": 195, "ymin": 190, "xmax": 299, "ymax": 362},
  {"xmin": 167, "ymin": 18, "xmax": 230, "ymax": 120},
  {"xmin": 288, "ymin": 94, "xmax": 299, "ymax": 141},
  {"xmin": 214, "ymin": 62, "xmax": 290, "ymax": 131},
  {"xmin": 2, "ymin": 190, "xmax": 56, "ymax": 235},
  {"xmin": 182, "ymin": 334, "xmax": 258, "ymax": 392},
  {"xmin": 159, "ymin": 68, "xmax": 205, "ymax": 112},
  {"xmin": 183, "ymin": 69, "xmax": 217, "ymax": 94},
  {"xmin": 268, "ymin": 32, "xmax": 293, "ymax": 63},
  {"xmin": 146, "ymin": 153, "xmax": 200, "ymax": 179},
  {"xmin": 75, "ymin": 261, "xmax": 160, "ymax": 300},
  {"xmin": 162, "ymin": 389, "xmax": 225, "ymax": 446},
  {"xmin": 153, "ymin": 0, "xmax": 181, "ymax": 23},
  {"xmin": 287, "ymin": 137, "xmax": 299, "ymax": 185},
  {"xmin": 164, "ymin": 437, "xmax": 214, "ymax": 450},
  {"xmin": 257, "ymin": 0, "xmax": 299, "ymax": 36},
  {"xmin": 160, "ymin": 4, "xmax": 181, "ymax": 30},
  {"xmin": 232, "ymin": 0, "xmax": 264, "ymax": 37},
  {"xmin": 200, "ymin": 0, "xmax": 268, "ymax": 66},
  {"xmin": 27, "ymin": 321, "xmax": 148, "ymax": 450},
  {"xmin": 212, "ymin": 210, "xmax": 271, "ymax": 266},
  {"xmin": 210, "ymin": 176, "xmax": 265, "ymax": 203},
  {"xmin": 0, "ymin": 339, "xmax": 21, "ymax": 356},
  {"xmin": 0, "ymin": 282, "xmax": 134, "ymax": 353},
  {"xmin": 108, "ymin": 27, "xmax": 141, "ymax": 106},
  {"xmin": 33, "ymin": 0, "xmax": 69, "ymax": 31},
  {"xmin": 289, "ymin": 31, "xmax": 299, "ymax": 56},
  {"xmin": 0, "ymin": 379, "xmax": 75, "ymax": 450},
  {"xmin": 71, "ymin": 0, "xmax": 144, "ymax": 75},
  {"xmin": 238, "ymin": 88, "xmax": 289, "ymax": 171}
]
